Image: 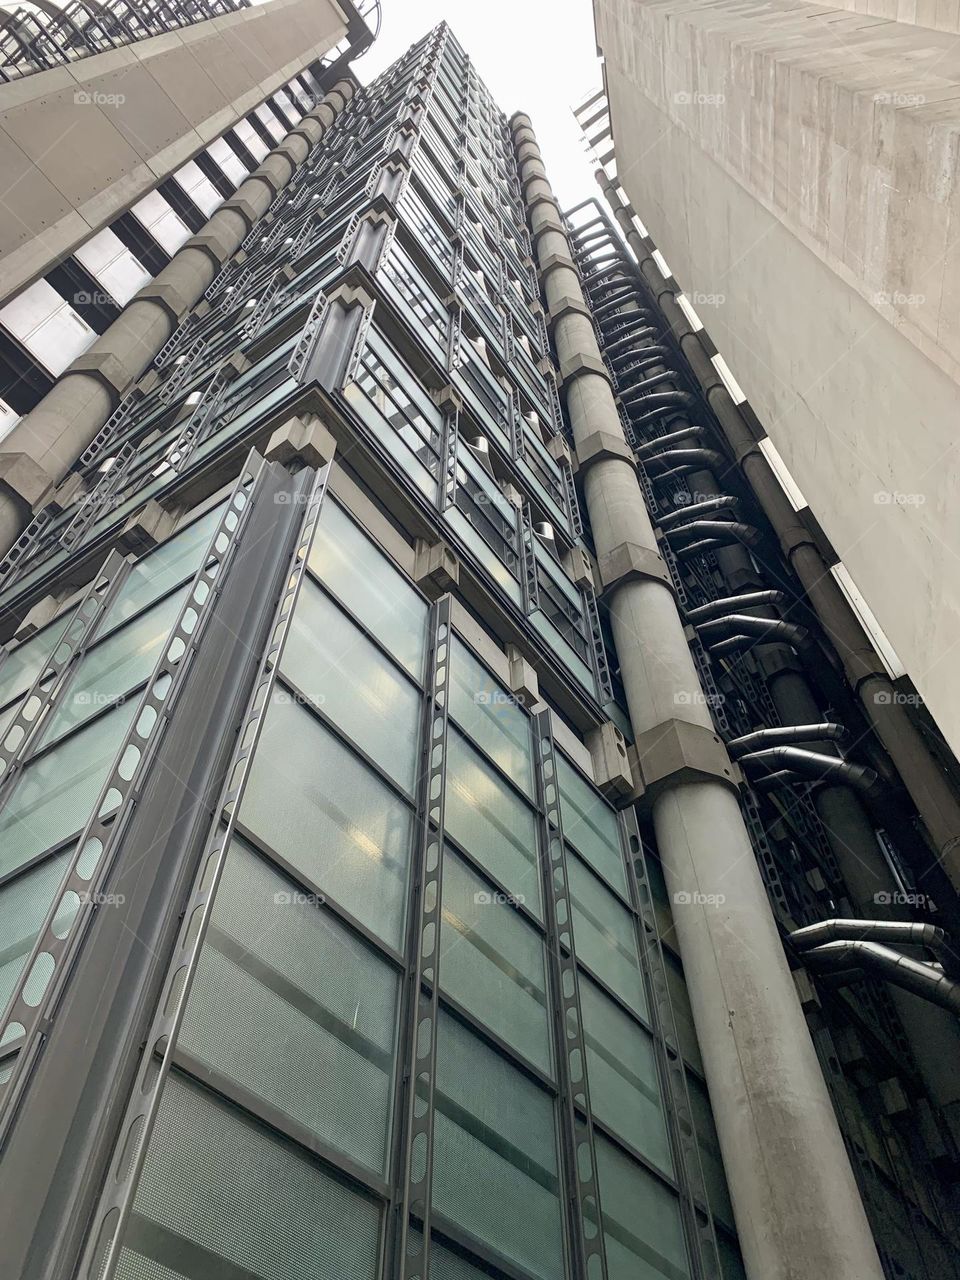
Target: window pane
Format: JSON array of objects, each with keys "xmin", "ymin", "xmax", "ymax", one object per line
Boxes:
[
  {"xmin": 37, "ymin": 586, "xmax": 187, "ymax": 747},
  {"xmin": 0, "ymin": 850, "xmax": 71, "ymax": 1011},
  {"xmin": 434, "ymin": 1012, "xmax": 565, "ymax": 1278},
  {"xmin": 440, "ymin": 849, "xmax": 550, "ymax": 1074},
  {"xmin": 116, "ymin": 1071, "xmax": 381, "ymax": 1280},
  {"xmin": 557, "ymin": 755, "xmax": 627, "ymax": 894},
  {"xmin": 0, "ymin": 702, "xmax": 136, "ymax": 879},
  {"xmin": 580, "ymin": 975, "xmax": 672, "ymax": 1174},
  {"xmin": 240, "ymin": 694, "xmax": 412, "ymax": 949},
  {"xmin": 449, "ymin": 637, "xmax": 533, "ymax": 796},
  {"xmin": 664, "ymin": 951, "xmax": 702, "ymax": 1073},
  {"xmin": 180, "ymin": 840, "xmax": 398, "ymax": 1176},
  {"xmin": 596, "ymin": 1135, "xmax": 690, "ymax": 1280},
  {"xmin": 445, "ymin": 727, "xmax": 540, "ymax": 918},
  {"xmin": 309, "ymin": 499, "xmax": 426, "ymax": 678},
  {"xmin": 0, "ymin": 616, "xmax": 66, "ymax": 711},
  {"xmin": 281, "ymin": 578, "xmax": 420, "ymax": 792},
  {"xmin": 568, "ymin": 852, "xmax": 646, "ymax": 1017},
  {"xmin": 104, "ymin": 504, "xmax": 224, "ymax": 629}
]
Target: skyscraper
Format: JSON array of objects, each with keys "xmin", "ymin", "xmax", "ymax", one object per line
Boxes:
[{"xmin": 0, "ymin": 18, "xmax": 956, "ymax": 1280}]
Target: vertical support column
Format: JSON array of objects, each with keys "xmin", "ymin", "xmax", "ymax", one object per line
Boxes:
[
  {"xmin": 396, "ymin": 596, "xmax": 452, "ymax": 1280},
  {"xmin": 533, "ymin": 709, "xmax": 608, "ymax": 1280},
  {"xmin": 510, "ymin": 112, "xmax": 884, "ymax": 1280}
]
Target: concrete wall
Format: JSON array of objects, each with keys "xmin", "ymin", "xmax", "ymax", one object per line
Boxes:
[
  {"xmin": 595, "ymin": 0, "xmax": 960, "ymax": 759},
  {"xmin": 0, "ymin": 0, "xmax": 349, "ymax": 303}
]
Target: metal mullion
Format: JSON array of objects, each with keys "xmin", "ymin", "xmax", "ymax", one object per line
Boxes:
[
  {"xmin": 273, "ymin": 669, "xmax": 419, "ymax": 808},
  {"xmin": 621, "ymin": 806, "xmax": 722, "ymax": 1280},
  {"xmin": 532, "ymin": 708, "xmax": 609, "ymax": 1280},
  {"xmin": 171, "ymin": 1047, "xmax": 393, "ymax": 1202},
  {"xmin": 230, "ymin": 818, "xmax": 407, "ymax": 972},
  {"xmin": 76, "ymin": 459, "xmax": 331, "ymax": 1280},
  {"xmin": 393, "ymin": 595, "xmax": 452, "ymax": 1280}
]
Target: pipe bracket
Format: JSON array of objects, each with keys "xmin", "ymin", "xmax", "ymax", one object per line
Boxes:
[
  {"xmin": 597, "ymin": 539, "xmax": 674, "ymax": 595},
  {"xmin": 572, "ymin": 429, "xmax": 634, "ymax": 476},
  {"xmin": 558, "ymin": 350, "xmax": 609, "ymax": 389},
  {"xmin": 632, "ymin": 718, "xmax": 740, "ymax": 802}
]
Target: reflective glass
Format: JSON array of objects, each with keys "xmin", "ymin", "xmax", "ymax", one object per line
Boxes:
[
  {"xmin": 116, "ymin": 1071, "xmax": 381, "ymax": 1280},
  {"xmin": 240, "ymin": 693, "xmax": 413, "ymax": 949},
  {"xmin": 557, "ymin": 755, "xmax": 627, "ymax": 894},
  {"xmin": 180, "ymin": 840, "xmax": 399, "ymax": 1175},
  {"xmin": 580, "ymin": 974, "xmax": 672, "ymax": 1173},
  {"xmin": 0, "ymin": 849, "xmax": 71, "ymax": 1011},
  {"xmin": 310, "ymin": 500, "xmax": 426, "ymax": 679},
  {"xmin": 440, "ymin": 849, "xmax": 550, "ymax": 1073},
  {"xmin": 449, "ymin": 637, "xmax": 532, "ymax": 796},
  {"xmin": 596, "ymin": 1135, "xmax": 689, "ymax": 1280},
  {"xmin": 434, "ymin": 1012, "xmax": 565, "ymax": 1278},
  {"xmin": 282, "ymin": 578, "xmax": 420, "ymax": 792},
  {"xmin": 568, "ymin": 851, "xmax": 646, "ymax": 1017},
  {"xmin": 0, "ymin": 701, "xmax": 137, "ymax": 879},
  {"xmin": 445, "ymin": 726, "xmax": 540, "ymax": 918}
]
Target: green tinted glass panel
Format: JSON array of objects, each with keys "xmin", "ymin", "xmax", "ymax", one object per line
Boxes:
[
  {"xmin": 557, "ymin": 755, "xmax": 627, "ymax": 894},
  {"xmin": 0, "ymin": 615, "xmax": 68, "ymax": 712},
  {"xmin": 568, "ymin": 851, "xmax": 646, "ymax": 1016},
  {"xmin": 580, "ymin": 975, "xmax": 672, "ymax": 1173},
  {"xmin": 596, "ymin": 1135, "xmax": 689, "ymax": 1280},
  {"xmin": 434, "ymin": 1012, "xmax": 565, "ymax": 1279},
  {"xmin": 445, "ymin": 727, "xmax": 540, "ymax": 918},
  {"xmin": 0, "ymin": 701, "xmax": 136, "ymax": 879},
  {"xmin": 180, "ymin": 841, "xmax": 398, "ymax": 1175},
  {"xmin": 116, "ymin": 1071, "xmax": 381, "ymax": 1280},
  {"xmin": 104, "ymin": 503, "xmax": 224, "ymax": 629},
  {"xmin": 281, "ymin": 578, "xmax": 420, "ymax": 792},
  {"xmin": 440, "ymin": 849, "xmax": 550, "ymax": 1074},
  {"xmin": 0, "ymin": 850, "xmax": 71, "ymax": 1011},
  {"xmin": 240, "ymin": 693, "xmax": 412, "ymax": 949},
  {"xmin": 310, "ymin": 498, "xmax": 426, "ymax": 678},
  {"xmin": 37, "ymin": 587, "xmax": 187, "ymax": 748},
  {"xmin": 688, "ymin": 1072, "xmax": 735, "ymax": 1230},
  {"xmin": 449, "ymin": 636, "xmax": 533, "ymax": 796}
]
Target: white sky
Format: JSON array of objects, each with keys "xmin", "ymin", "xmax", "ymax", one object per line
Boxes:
[{"xmin": 355, "ymin": 0, "xmax": 603, "ymax": 211}]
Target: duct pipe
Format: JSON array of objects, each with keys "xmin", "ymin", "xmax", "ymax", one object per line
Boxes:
[
  {"xmin": 696, "ymin": 614, "xmax": 811, "ymax": 650},
  {"xmin": 685, "ymin": 589, "xmax": 785, "ymax": 621},
  {"xmin": 739, "ymin": 747, "xmax": 881, "ymax": 797},
  {"xmin": 792, "ymin": 918, "xmax": 956, "ymax": 971},
  {"xmin": 0, "ymin": 81, "xmax": 357, "ymax": 558},
  {"xmin": 727, "ymin": 723, "xmax": 847, "ymax": 757},
  {"xmin": 802, "ymin": 941, "xmax": 960, "ymax": 1015},
  {"xmin": 595, "ymin": 171, "xmax": 960, "ymax": 887},
  {"xmin": 512, "ymin": 112, "xmax": 883, "ymax": 1280}
]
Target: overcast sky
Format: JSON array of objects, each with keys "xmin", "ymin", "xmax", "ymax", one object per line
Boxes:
[{"xmin": 355, "ymin": 0, "xmax": 604, "ymax": 211}]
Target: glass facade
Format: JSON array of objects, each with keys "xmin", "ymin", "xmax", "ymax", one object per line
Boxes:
[{"xmin": 0, "ymin": 24, "xmax": 748, "ymax": 1280}]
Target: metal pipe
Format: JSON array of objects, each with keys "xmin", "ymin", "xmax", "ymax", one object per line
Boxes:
[
  {"xmin": 792, "ymin": 918, "xmax": 956, "ymax": 972},
  {"xmin": 685, "ymin": 588, "xmax": 785, "ymax": 621},
  {"xmin": 635, "ymin": 427, "xmax": 706, "ymax": 458},
  {"xmin": 666, "ymin": 519, "xmax": 762, "ymax": 549},
  {"xmin": 659, "ymin": 495, "xmax": 740, "ymax": 527},
  {"xmin": 727, "ymin": 723, "xmax": 847, "ymax": 757},
  {"xmin": 697, "ymin": 614, "xmax": 811, "ymax": 649},
  {"xmin": 740, "ymin": 747, "xmax": 881, "ymax": 797},
  {"xmin": 594, "ymin": 170, "xmax": 960, "ymax": 886},
  {"xmin": 802, "ymin": 940, "xmax": 960, "ymax": 1015},
  {"xmin": 512, "ymin": 111, "xmax": 883, "ymax": 1280},
  {"xmin": 642, "ymin": 447, "xmax": 728, "ymax": 475}
]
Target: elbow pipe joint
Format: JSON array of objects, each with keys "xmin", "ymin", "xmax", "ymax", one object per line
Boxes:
[
  {"xmin": 740, "ymin": 747, "xmax": 880, "ymax": 797},
  {"xmin": 727, "ymin": 723, "xmax": 847, "ymax": 758}
]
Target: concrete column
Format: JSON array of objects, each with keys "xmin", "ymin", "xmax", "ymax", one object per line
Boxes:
[
  {"xmin": 596, "ymin": 173, "xmax": 960, "ymax": 890},
  {"xmin": 0, "ymin": 80, "xmax": 356, "ymax": 558},
  {"xmin": 512, "ymin": 113, "xmax": 884, "ymax": 1280}
]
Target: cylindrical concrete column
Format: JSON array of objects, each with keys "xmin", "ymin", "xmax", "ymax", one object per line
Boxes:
[
  {"xmin": 0, "ymin": 80, "xmax": 356, "ymax": 557},
  {"xmin": 512, "ymin": 113, "xmax": 884, "ymax": 1280},
  {"xmin": 596, "ymin": 172, "xmax": 960, "ymax": 889}
]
